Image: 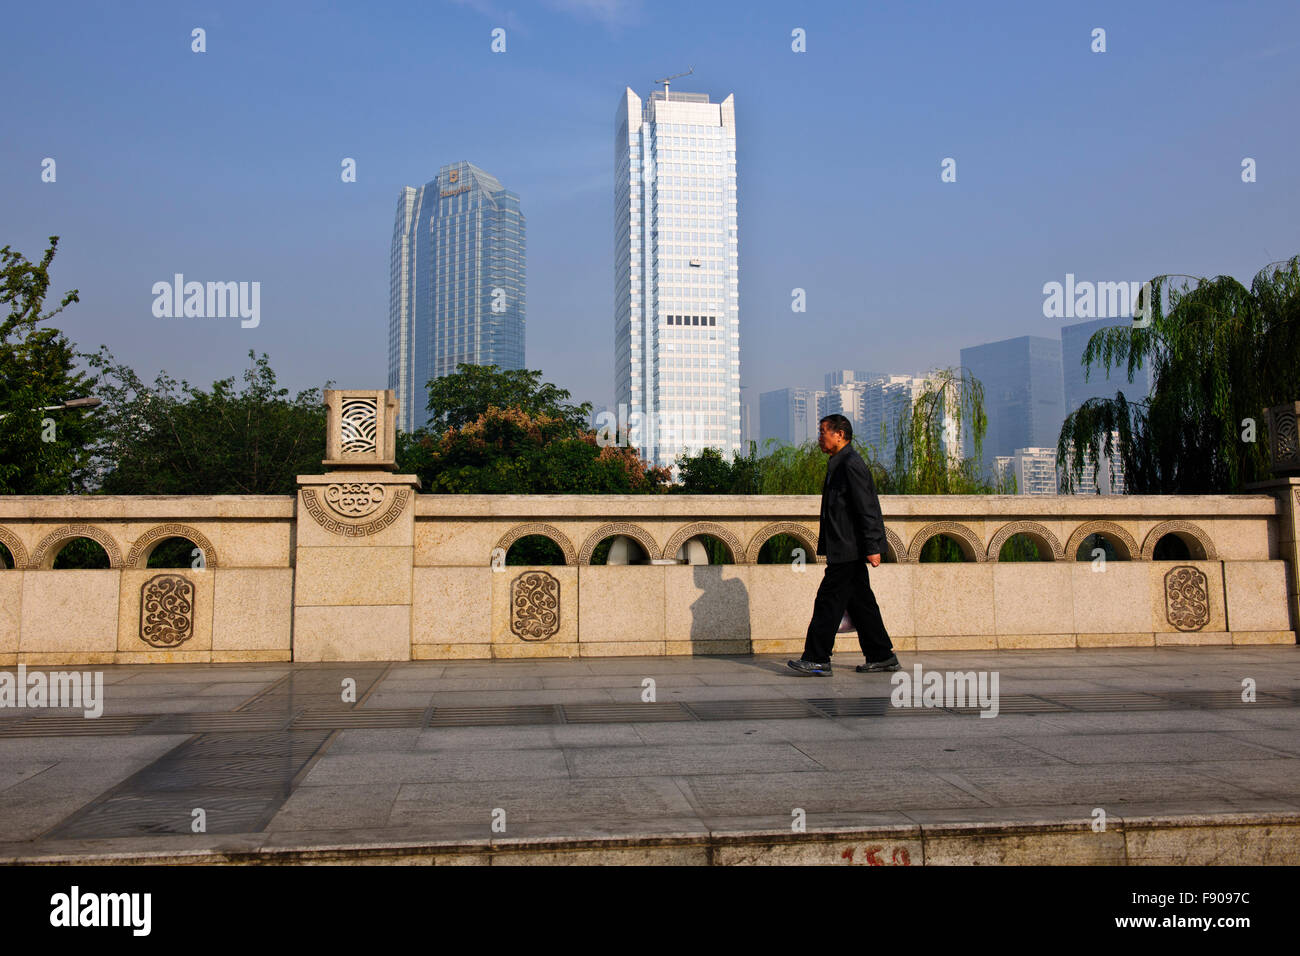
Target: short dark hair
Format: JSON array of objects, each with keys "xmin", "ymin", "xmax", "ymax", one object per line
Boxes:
[{"xmin": 819, "ymin": 414, "xmax": 853, "ymax": 441}]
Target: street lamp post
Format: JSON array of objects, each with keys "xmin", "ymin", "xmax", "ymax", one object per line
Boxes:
[{"xmin": 0, "ymin": 396, "xmax": 100, "ymax": 420}]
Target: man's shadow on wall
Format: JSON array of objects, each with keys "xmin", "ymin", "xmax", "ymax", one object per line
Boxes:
[{"xmin": 687, "ymin": 562, "xmax": 753, "ymax": 657}]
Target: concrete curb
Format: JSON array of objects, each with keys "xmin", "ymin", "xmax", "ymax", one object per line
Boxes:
[{"xmin": 5, "ymin": 812, "xmax": 1298, "ymax": 865}]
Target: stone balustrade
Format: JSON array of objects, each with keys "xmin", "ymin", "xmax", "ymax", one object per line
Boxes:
[
  {"xmin": 1, "ymin": 487, "xmax": 1296, "ymax": 664},
  {"xmin": 0, "ymin": 496, "xmax": 293, "ymax": 664},
  {"xmin": 2, "ymin": 389, "xmax": 1295, "ymax": 663}
]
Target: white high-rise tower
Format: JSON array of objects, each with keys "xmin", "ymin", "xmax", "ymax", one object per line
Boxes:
[{"xmin": 614, "ymin": 86, "xmax": 740, "ymax": 470}]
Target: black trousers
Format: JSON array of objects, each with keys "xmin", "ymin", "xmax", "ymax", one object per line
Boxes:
[{"xmin": 801, "ymin": 559, "xmax": 894, "ymax": 664}]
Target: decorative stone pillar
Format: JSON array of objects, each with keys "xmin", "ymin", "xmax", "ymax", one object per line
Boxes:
[
  {"xmin": 1265, "ymin": 403, "xmax": 1300, "ymax": 476},
  {"xmin": 1245, "ymin": 406, "xmax": 1300, "ymax": 637},
  {"xmin": 293, "ymin": 389, "xmax": 420, "ymax": 661}
]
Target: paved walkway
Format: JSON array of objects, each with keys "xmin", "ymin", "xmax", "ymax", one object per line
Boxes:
[{"xmin": 1, "ymin": 646, "xmax": 1298, "ymax": 863}]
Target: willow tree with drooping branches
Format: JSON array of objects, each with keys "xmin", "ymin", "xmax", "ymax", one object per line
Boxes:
[
  {"xmin": 1058, "ymin": 256, "xmax": 1300, "ymax": 494},
  {"xmin": 890, "ymin": 366, "xmax": 997, "ymax": 495}
]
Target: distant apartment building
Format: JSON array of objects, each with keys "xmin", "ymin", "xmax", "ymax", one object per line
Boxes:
[
  {"xmin": 994, "ymin": 432, "xmax": 1126, "ymax": 495},
  {"xmin": 960, "ymin": 335, "xmax": 1065, "ymax": 478},
  {"xmin": 1061, "ymin": 318, "xmax": 1151, "ymax": 414},
  {"xmin": 994, "ymin": 447, "xmax": 1059, "ymax": 496},
  {"xmin": 389, "ymin": 162, "xmax": 525, "ymax": 432},
  {"xmin": 822, "ymin": 380, "xmax": 868, "ymax": 433},
  {"xmin": 824, "ymin": 369, "xmax": 882, "ymax": 391},
  {"xmin": 860, "ymin": 375, "xmax": 927, "ymax": 464},
  {"xmin": 763, "ymin": 370, "xmax": 963, "ymax": 465},
  {"xmin": 1063, "ymin": 432, "xmax": 1127, "ymax": 494},
  {"xmin": 759, "ymin": 387, "xmax": 824, "ymax": 447}
]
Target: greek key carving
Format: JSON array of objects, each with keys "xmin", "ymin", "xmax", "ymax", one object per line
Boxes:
[
  {"xmin": 302, "ymin": 486, "xmax": 409, "ymax": 536},
  {"xmin": 126, "ymin": 523, "xmax": 218, "ymax": 568},
  {"xmin": 1064, "ymin": 521, "xmax": 1139, "ymax": 561},
  {"xmin": 660, "ymin": 522, "xmax": 746, "ymax": 563},
  {"xmin": 986, "ymin": 521, "xmax": 1065, "ymax": 561},
  {"xmin": 578, "ymin": 523, "xmax": 659, "ymax": 565},
  {"xmin": 140, "ymin": 574, "xmax": 195, "ymax": 647},
  {"xmin": 30, "ymin": 524, "xmax": 123, "ymax": 568},
  {"xmin": 744, "ymin": 522, "xmax": 818, "ymax": 564},
  {"xmin": 906, "ymin": 522, "xmax": 984, "ymax": 562},
  {"xmin": 1164, "ymin": 565, "xmax": 1210, "ymax": 631},
  {"xmin": 0, "ymin": 526, "xmax": 28, "ymax": 570},
  {"xmin": 511, "ymin": 571, "xmax": 560, "ymax": 641},
  {"xmin": 494, "ymin": 524, "xmax": 577, "ymax": 565},
  {"xmin": 883, "ymin": 527, "xmax": 907, "ymax": 563},
  {"xmin": 1141, "ymin": 520, "xmax": 1216, "ymax": 560}
]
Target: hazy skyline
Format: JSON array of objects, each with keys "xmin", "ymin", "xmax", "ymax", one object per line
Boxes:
[{"xmin": 3, "ymin": 0, "xmax": 1296, "ymax": 427}]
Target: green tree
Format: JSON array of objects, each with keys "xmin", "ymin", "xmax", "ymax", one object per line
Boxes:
[
  {"xmin": 398, "ymin": 364, "xmax": 667, "ymax": 494},
  {"xmin": 754, "ymin": 439, "xmax": 828, "ymax": 494},
  {"xmin": 405, "ymin": 404, "xmax": 669, "ymax": 494},
  {"xmin": 674, "ymin": 446, "xmax": 740, "ymax": 493},
  {"xmin": 0, "ymin": 237, "xmax": 102, "ymax": 493},
  {"xmin": 891, "ymin": 367, "xmax": 998, "ymax": 495},
  {"xmin": 425, "ymin": 363, "xmax": 591, "ymax": 435},
  {"xmin": 87, "ymin": 348, "xmax": 327, "ymax": 494},
  {"xmin": 1058, "ymin": 256, "xmax": 1300, "ymax": 493}
]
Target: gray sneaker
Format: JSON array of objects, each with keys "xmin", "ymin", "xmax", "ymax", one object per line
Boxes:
[
  {"xmin": 787, "ymin": 659, "xmax": 833, "ymax": 677},
  {"xmin": 856, "ymin": 654, "xmax": 901, "ymax": 673}
]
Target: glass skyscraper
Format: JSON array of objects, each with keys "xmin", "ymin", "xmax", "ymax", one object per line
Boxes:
[
  {"xmin": 760, "ymin": 387, "xmax": 825, "ymax": 447},
  {"xmin": 614, "ymin": 87, "xmax": 740, "ymax": 470},
  {"xmin": 389, "ymin": 162, "xmax": 525, "ymax": 432},
  {"xmin": 960, "ymin": 335, "xmax": 1066, "ymax": 478},
  {"xmin": 1061, "ymin": 318, "xmax": 1150, "ymax": 415}
]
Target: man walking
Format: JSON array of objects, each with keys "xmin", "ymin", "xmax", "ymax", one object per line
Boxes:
[{"xmin": 788, "ymin": 414, "xmax": 900, "ymax": 676}]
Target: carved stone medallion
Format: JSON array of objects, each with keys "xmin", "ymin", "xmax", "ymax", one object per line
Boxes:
[
  {"xmin": 141, "ymin": 574, "xmax": 195, "ymax": 647},
  {"xmin": 1164, "ymin": 565, "xmax": 1209, "ymax": 632},
  {"xmin": 324, "ymin": 482, "xmax": 386, "ymax": 518},
  {"xmin": 510, "ymin": 571, "xmax": 560, "ymax": 641}
]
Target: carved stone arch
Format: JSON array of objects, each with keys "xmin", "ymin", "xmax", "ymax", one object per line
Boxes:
[
  {"xmin": 30, "ymin": 524, "xmax": 124, "ymax": 569},
  {"xmin": 127, "ymin": 523, "xmax": 220, "ymax": 569},
  {"xmin": 1064, "ymin": 521, "xmax": 1139, "ymax": 561},
  {"xmin": 744, "ymin": 521, "xmax": 819, "ymax": 564},
  {"xmin": 0, "ymin": 526, "xmax": 28, "ymax": 570},
  {"xmin": 1141, "ymin": 520, "xmax": 1217, "ymax": 561},
  {"xmin": 578, "ymin": 523, "xmax": 660, "ymax": 565},
  {"xmin": 884, "ymin": 527, "xmax": 908, "ymax": 564},
  {"xmin": 986, "ymin": 521, "xmax": 1065, "ymax": 561},
  {"xmin": 493, "ymin": 523, "xmax": 577, "ymax": 566},
  {"xmin": 660, "ymin": 522, "xmax": 747, "ymax": 564},
  {"xmin": 907, "ymin": 522, "xmax": 985, "ymax": 562}
]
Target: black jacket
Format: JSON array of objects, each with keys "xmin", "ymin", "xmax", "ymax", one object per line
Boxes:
[{"xmin": 816, "ymin": 444, "xmax": 888, "ymax": 563}]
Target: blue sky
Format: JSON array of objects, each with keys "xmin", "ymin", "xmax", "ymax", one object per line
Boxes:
[{"xmin": 2, "ymin": 0, "xmax": 1297, "ymax": 422}]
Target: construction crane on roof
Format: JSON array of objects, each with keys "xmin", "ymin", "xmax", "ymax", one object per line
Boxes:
[{"xmin": 654, "ymin": 67, "xmax": 694, "ymax": 99}]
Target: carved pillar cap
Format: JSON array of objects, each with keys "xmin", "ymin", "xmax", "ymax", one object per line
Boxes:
[
  {"xmin": 1266, "ymin": 402, "xmax": 1300, "ymax": 477},
  {"xmin": 296, "ymin": 473, "xmax": 420, "ymax": 538},
  {"xmin": 323, "ymin": 389, "xmax": 399, "ymax": 471},
  {"xmin": 297, "ymin": 473, "xmax": 420, "ymax": 488}
]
